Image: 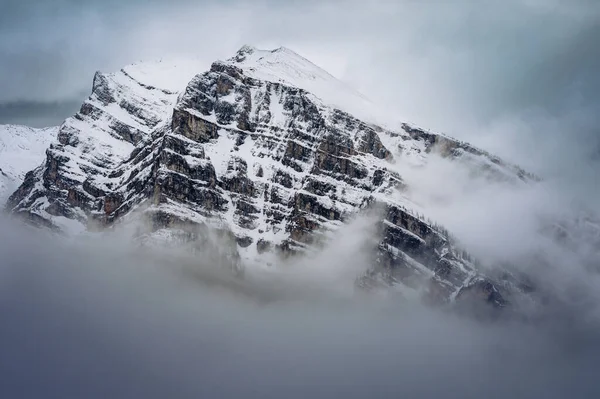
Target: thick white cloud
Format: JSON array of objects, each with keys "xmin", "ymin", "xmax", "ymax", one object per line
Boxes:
[{"xmin": 1, "ymin": 213, "xmax": 600, "ymax": 398}]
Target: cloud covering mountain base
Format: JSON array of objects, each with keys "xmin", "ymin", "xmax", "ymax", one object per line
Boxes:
[{"xmin": 1, "ymin": 217, "xmax": 599, "ymax": 399}]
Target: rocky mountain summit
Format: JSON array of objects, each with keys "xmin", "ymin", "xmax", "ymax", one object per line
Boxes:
[{"xmin": 6, "ymin": 46, "xmax": 545, "ymax": 308}]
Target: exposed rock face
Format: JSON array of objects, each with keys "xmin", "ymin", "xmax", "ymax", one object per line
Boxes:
[
  {"xmin": 5, "ymin": 46, "xmax": 542, "ymax": 307},
  {"xmin": 6, "ymin": 63, "xmax": 182, "ymax": 230}
]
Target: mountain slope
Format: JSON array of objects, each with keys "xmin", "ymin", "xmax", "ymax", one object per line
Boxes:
[
  {"xmin": 6, "ymin": 46, "xmax": 538, "ymax": 306},
  {"xmin": 5, "ymin": 59, "xmax": 205, "ymax": 233},
  {"xmin": 0, "ymin": 124, "xmax": 58, "ymax": 201}
]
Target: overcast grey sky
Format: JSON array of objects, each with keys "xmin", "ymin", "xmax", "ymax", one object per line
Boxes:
[{"xmin": 1, "ymin": 0, "xmax": 599, "ymax": 192}]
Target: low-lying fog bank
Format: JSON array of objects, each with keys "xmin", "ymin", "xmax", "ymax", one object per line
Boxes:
[{"xmin": 1, "ymin": 217, "xmax": 599, "ymax": 398}]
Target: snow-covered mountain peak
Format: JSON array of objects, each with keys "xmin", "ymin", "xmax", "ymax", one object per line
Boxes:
[
  {"xmin": 5, "ymin": 46, "xmax": 548, "ymax": 309},
  {"xmin": 223, "ymin": 45, "xmax": 398, "ymax": 127},
  {"xmin": 227, "ymin": 45, "xmax": 337, "ymax": 81}
]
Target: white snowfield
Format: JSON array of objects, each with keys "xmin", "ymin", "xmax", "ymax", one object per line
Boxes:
[{"xmin": 0, "ymin": 124, "xmax": 58, "ymax": 201}]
